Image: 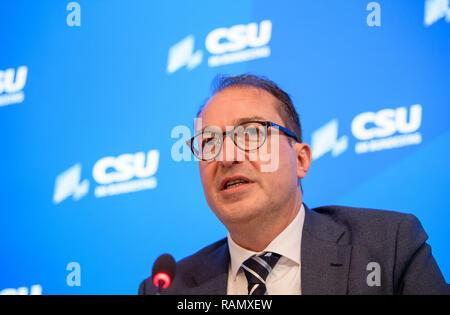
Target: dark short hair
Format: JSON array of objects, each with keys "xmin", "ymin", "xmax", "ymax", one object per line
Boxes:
[{"xmin": 196, "ymin": 73, "xmax": 302, "ymax": 143}]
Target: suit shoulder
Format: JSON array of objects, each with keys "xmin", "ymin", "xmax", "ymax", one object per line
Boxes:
[
  {"xmin": 311, "ymin": 205, "xmax": 423, "ymax": 245},
  {"xmin": 312, "ymin": 204, "xmax": 416, "ymax": 226}
]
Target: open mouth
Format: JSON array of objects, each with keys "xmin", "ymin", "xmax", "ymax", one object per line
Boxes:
[
  {"xmin": 220, "ymin": 176, "xmax": 253, "ymax": 191},
  {"xmin": 223, "ymin": 179, "xmax": 250, "ymax": 190}
]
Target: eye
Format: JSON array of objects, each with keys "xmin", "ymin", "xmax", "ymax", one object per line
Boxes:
[
  {"xmin": 246, "ymin": 126, "xmax": 260, "ymax": 135},
  {"xmin": 202, "ymin": 135, "xmax": 218, "ymax": 147}
]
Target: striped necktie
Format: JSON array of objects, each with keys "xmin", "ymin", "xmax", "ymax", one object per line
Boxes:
[{"xmin": 241, "ymin": 251, "xmax": 281, "ymax": 295}]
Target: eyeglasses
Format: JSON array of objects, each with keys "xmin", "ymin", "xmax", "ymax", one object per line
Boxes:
[{"xmin": 186, "ymin": 120, "xmax": 299, "ymax": 161}]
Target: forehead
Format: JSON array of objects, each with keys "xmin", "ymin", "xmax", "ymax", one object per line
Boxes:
[{"xmin": 198, "ymin": 87, "xmax": 283, "ymax": 129}]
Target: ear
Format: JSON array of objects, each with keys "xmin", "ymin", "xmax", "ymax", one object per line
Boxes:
[{"xmin": 294, "ymin": 143, "xmax": 312, "ymax": 179}]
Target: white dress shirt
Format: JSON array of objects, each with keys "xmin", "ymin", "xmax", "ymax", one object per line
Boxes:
[{"xmin": 226, "ymin": 204, "xmax": 305, "ymax": 295}]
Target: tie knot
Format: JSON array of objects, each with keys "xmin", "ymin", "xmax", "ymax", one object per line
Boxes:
[{"xmin": 242, "ymin": 252, "xmax": 281, "ymax": 286}]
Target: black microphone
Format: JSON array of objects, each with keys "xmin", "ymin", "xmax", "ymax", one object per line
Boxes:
[{"xmin": 152, "ymin": 253, "xmax": 176, "ymax": 294}]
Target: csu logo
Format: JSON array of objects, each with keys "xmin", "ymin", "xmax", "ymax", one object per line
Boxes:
[
  {"xmin": 167, "ymin": 35, "xmax": 203, "ymax": 74},
  {"xmin": 424, "ymin": 0, "xmax": 450, "ymax": 26},
  {"xmin": 53, "ymin": 163, "xmax": 89, "ymax": 204},
  {"xmin": 0, "ymin": 285, "xmax": 42, "ymax": 295},
  {"xmin": 351, "ymin": 105, "xmax": 422, "ymax": 141},
  {"xmin": 205, "ymin": 20, "xmax": 272, "ymax": 55},
  {"xmin": 352, "ymin": 104, "xmax": 422, "ymax": 154},
  {"xmin": 0, "ymin": 66, "xmax": 28, "ymax": 107},
  {"xmin": 167, "ymin": 20, "xmax": 272, "ymax": 74},
  {"xmin": 311, "ymin": 119, "xmax": 348, "ymax": 160},
  {"xmin": 311, "ymin": 104, "xmax": 423, "ymax": 159},
  {"xmin": 93, "ymin": 150, "xmax": 159, "ymax": 185},
  {"xmin": 53, "ymin": 149, "xmax": 159, "ymax": 203}
]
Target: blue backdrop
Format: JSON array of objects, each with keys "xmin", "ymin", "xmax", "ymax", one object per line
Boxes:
[{"xmin": 1, "ymin": 0, "xmax": 449, "ymax": 294}]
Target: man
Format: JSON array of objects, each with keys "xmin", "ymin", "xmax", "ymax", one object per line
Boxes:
[{"xmin": 139, "ymin": 74, "xmax": 449, "ymax": 295}]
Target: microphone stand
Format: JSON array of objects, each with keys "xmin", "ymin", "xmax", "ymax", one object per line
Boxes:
[{"xmin": 156, "ymin": 280, "xmax": 164, "ymax": 295}]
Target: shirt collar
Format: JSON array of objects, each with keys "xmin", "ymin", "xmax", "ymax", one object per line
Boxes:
[{"xmin": 227, "ymin": 203, "xmax": 305, "ymax": 280}]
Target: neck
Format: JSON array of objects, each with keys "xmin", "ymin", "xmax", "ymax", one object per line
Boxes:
[{"xmin": 227, "ymin": 189, "xmax": 303, "ymax": 252}]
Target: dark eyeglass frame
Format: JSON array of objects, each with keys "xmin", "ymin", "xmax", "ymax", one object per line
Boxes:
[{"xmin": 186, "ymin": 120, "xmax": 299, "ymax": 161}]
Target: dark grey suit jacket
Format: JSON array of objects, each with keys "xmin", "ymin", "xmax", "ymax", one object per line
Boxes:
[{"xmin": 139, "ymin": 205, "xmax": 449, "ymax": 295}]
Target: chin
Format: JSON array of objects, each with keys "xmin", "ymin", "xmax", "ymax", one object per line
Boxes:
[{"xmin": 216, "ymin": 202, "xmax": 262, "ymax": 225}]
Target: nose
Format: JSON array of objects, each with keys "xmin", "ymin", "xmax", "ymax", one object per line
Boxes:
[{"xmin": 218, "ymin": 132, "xmax": 244, "ymax": 166}]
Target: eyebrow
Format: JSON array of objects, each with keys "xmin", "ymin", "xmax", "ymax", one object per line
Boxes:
[
  {"xmin": 197, "ymin": 116, "xmax": 267, "ymax": 134},
  {"xmin": 232, "ymin": 116, "xmax": 267, "ymax": 126}
]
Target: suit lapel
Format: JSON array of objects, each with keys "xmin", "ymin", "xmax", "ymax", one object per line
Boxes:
[
  {"xmin": 301, "ymin": 205, "xmax": 352, "ymax": 294},
  {"xmin": 188, "ymin": 239, "xmax": 230, "ymax": 295},
  {"xmin": 185, "ymin": 205, "xmax": 353, "ymax": 295}
]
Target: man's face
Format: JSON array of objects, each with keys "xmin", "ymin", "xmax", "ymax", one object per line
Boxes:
[{"xmin": 197, "ymin": 87, "xmax": 306, "ymax": 228}]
